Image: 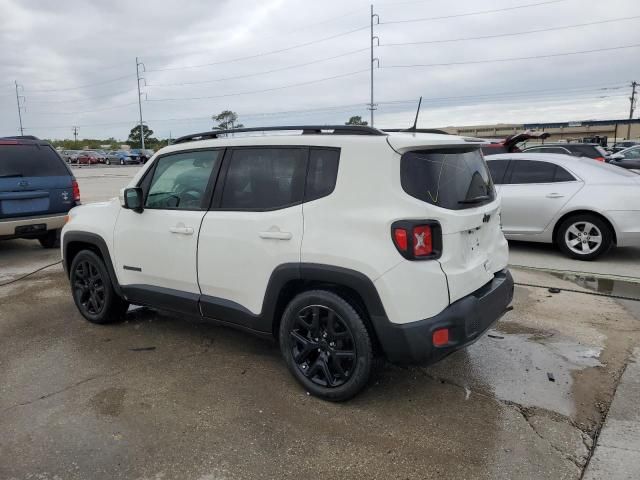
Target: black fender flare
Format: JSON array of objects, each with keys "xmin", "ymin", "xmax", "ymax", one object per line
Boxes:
[{"xmin": 62, "ymin": 231, "xmax": 122, "ymax": 296}]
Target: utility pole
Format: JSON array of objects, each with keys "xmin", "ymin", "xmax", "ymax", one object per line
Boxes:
[
  {"xmin": 627, "ymin": 81, "xmax": 637, "ymax": 139},
  {"xmin": 136, "ymin": 57, "xmax": 146, "ymax": 150},
  {"xmin": 14, "ymin": 81, "xmax": 25, "ymax": 136},
  {"xmin": 72, "ymin": 126, "xmax": 79, "ymax": 147},
  {"xmin": 369, "ymin": 5, "xmax": 379, "ymax": 127}
]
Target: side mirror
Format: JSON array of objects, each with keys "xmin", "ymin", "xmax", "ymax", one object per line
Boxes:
[{"xmin": 122, "ymin": 187, "xmax": 143, "ymax": 213}]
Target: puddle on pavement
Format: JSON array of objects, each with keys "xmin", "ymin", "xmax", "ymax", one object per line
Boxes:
[
  {"xmin": 545, "ymin": 271, "xmax": 640, "ymax": 300},
  {"xmin": 426, "ymin": 328, "xmax": 602, "ymax": 418},
  {"xmin": 545, "ymin": 271, "xmax": 640, "ymax": 320}
]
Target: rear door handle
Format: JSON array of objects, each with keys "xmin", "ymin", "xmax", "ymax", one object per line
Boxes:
[
  {"xmin": 169, "ymin": 226, "xmax": 194, "ymax": 235},
  {"xmin": 546, "ymin": 193, "xmax": 565, "ymax": 198},
  {"xmin": 259, "ymin": 231, "xmax": 292, "ymax": 240}
]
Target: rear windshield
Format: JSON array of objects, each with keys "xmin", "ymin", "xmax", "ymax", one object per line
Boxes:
[
  {"xmin": 401, "ymin": 148, "xmax": 495, "ymax": 210},
  {"xmin": 568, "ymin": 145, "xmax": 603, "ymax": 158},
  {"xmin": 0, "ymin": 144, "xmax": 69, "ymax": 177}
]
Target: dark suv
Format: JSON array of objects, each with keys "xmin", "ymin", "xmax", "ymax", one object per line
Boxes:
[
  {"xmin": 0, "ymin": 136, "xmax": 80, "ymax": 248},
  {"xmin": 522, "ymin": 143, "xmax": 608, "ymax": 162}
]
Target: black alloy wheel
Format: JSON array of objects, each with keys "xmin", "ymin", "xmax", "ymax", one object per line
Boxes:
[
  {"xmin": 290, "ymin": 305, "xmax": 357, "ymax": 388},
  {"xmin": 73, "ymin": 259, "xmax": 106, "ymax": 316},
  {"xmin": 280, "ymin": 290, "xmax": 374, "ymax": 401},
  {"xmin": 69, "ymin": 250, "xmax": 129, "ymax": 324}
]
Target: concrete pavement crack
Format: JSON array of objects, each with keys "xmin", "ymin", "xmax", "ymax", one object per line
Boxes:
[{"xmin": 0, "ymin": 338, "xmax": 215, "ymax": 414}]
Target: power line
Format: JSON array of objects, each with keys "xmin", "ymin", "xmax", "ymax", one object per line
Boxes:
[
  {"xmin": 380, "ymin": 0, "xmax": 567, "ymax": 26},
  {"xmin": 25, "ymin": 83, "xmax": 628, "ymax": 131},
  {"xmin": 146, "ymin": 69, "xmax": 369, "ymax": 102},
  {"xmin": 25, "ymin": 74, "xmax": 136, "ymax": 93},
  {"xmin": 146, "ymin": 25, "xmax": 370, "ymax": 72},
  {"xmin": 146, "ymin": 48, "xmax": 369, "ymax": 87},
  {"xmin": 29, "ymin": 101, "xmax": 139, "ymax": 116},
  {"xmin": 27, "ymin": 88, "xmax": 137, "ymax": 105},
  {"xmin": 381, "ymin": 15, "xmax": 640, "ymax": 47},
  {"xmin": 383, "ymin": 44, "xmax": 640, "ymax": 69}
]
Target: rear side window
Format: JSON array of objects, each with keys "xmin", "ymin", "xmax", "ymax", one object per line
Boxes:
[
  {"xmin": 305, "ymin": 148, "xmax": 339, "ymax": 201},
  {"xmin": 508, "ymin": 160, "xmax": 575, "ymax": 184},
  {"xmin": 400, "ymin": 148, "xmax": 495, "ymax": 210},
  {"xmin": 487, "ymin": 160, "xmax": 509, "ymax": 184},
  {"xmin": 221, "ymin": 148, "xmax": 307, "ymax": 210},
  {"xmin": 0, "ymin": 144, "xmax": 69, "ymax": 177}
]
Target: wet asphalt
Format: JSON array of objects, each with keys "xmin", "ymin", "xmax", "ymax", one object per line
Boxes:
[{"xmin": 1, "ymin": 165, "xmax": 640, "ymax": 479}]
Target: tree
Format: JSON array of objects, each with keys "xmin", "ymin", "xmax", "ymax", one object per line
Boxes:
[
  {"xmin": 212, "ymin": 110, "xmax": 244, "ymax": 131},
  {"xmin": 345, "ymin": 116, "xmax": 368, "ymax": 126},
  {"xmin": 127, "ymin": 124, "xmax": 157, "ymax": 148}
]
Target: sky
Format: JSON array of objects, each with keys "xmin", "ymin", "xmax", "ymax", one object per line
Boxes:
[{"xmin": 1, "ymin": 0, "xmax": 639, "ymax": 141}]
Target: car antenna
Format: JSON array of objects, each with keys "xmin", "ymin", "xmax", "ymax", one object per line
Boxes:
[{"xmin": 405, "ymin": 96, "xmax": 422, "ymax": 132}]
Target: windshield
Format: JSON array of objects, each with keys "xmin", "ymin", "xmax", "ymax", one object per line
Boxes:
[{"xmin": 401, "ymin": 148, "xmax": 495, "ymax": 210}]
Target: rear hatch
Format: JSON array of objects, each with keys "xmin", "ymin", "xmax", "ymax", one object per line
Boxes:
[
  {"xmin": 0, "ymin": 141, "xmax": 74, "ymax": 219},
  {"xmin": 397, "ymin": 143, "xmax": 506, "ymax": 303}
]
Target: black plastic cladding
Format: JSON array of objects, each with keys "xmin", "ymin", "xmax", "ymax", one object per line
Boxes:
[{"xmin": 390, "ymin": 220, "xmax": 443, "ymax": 261}]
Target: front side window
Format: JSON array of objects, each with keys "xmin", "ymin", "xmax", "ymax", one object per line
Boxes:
[
  {"xmin": 400, "ymin": 148, "xmax": 495, "ymax": 210},
  {"xmin": 145, "ymin": 150, "xmax": 221, "ymax": 210},
  {"xmin": 622, "ymin": 147, "xmax": 640, "ymax": 159},
  {"xmin": 221, "ymin": 148, "xmax": 307, "ymax": 210}
]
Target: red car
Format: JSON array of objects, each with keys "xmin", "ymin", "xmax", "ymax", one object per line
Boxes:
[
  {"xmin": 75, "ymin": 151, "xmax": 101, "ymax": 165},
  {"xmin": 480, "ymin": 131, "xmax": 551, "ymax": 155}
]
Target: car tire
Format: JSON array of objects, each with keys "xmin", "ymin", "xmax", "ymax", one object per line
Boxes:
[
  {"xmin": 279, "ymin": 289, "xmax": 374, "ymax": 401},
  {"xmin": 69, "ymin": 250, "xmax": 129, "ymax": 324},
  {"xmin": 38, "ymin": 229, "xmax": 59, "ymax": 249},
  {"xmin": 119, "ymin": 159, "xmax": 124, "ymax": 165},
  {"xmin": 105, "ymin": 159, "xmax": 110, "ymax": 165},
  {"xmin": 556, "ymin": 214, "xmax": 613, "ymax": 261}
]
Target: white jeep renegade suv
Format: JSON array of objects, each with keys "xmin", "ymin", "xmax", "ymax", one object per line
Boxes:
[{"xmin": 62, "ymin": 125, "xmax": 513, "ymax": 401}]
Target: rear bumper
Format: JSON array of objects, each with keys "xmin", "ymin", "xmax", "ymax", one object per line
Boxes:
[
  {"xmin": 0, "ymin": 213, "xmax": 67, "ymax": 238},
  {"xmin": 375, "ymin": 269, "xmax": 514, "ymax": 365}
]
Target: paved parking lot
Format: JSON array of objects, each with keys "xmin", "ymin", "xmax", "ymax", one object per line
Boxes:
[{"xmin": 1, "ymin": 165, "xmax": 639, "ymax": 479}]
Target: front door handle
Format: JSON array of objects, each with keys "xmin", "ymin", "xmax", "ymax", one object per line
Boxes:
[
  {"xmin": 169, "ymin": 226, "xmax": 194, "ymax": 235},
  {"xmin": 259, "ymin": 231, "xmax": 293, "ymax": 240},
  {"xmin": 546, "ymin": 193, "xmax": 565, "ymax": 199}
]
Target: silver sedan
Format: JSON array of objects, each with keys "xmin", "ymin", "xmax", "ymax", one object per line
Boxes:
[{"xmin": 485, "ymin": 153, "xmax": 640, "ymax": 260}]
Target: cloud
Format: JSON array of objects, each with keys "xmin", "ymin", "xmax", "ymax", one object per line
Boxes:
[{"xmin": 0, "ymin": 0, "xmax": 638, "ymax": 139}]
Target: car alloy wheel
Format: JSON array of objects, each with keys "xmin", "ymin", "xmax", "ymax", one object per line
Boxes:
[
  {"xmin": 72, "ymin": 260, "xmax": 106, "ymax": 316},
  {"xmin": 120, "ymin": 159, "xmax": 124, "ymax": 165},
  {"xmin": 564, "ymin": 221, "xmax": 603, "ymax": 255},
  {"xmin": 289, "ymin": 305, "xmax": 357, "ymax": 388}
]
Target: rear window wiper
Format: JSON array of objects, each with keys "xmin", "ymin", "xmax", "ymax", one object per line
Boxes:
[
  {"xmin": 0, "ymin": 173, "xmax": 23, "ymax": 178},
  {"xmin": 459, "ymin": 195, "xmax": 491, "ymax": 204}
]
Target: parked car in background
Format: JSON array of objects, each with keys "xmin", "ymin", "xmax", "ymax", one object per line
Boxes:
[
  {"xmin": 129, "ymin": 149, "xmax": 154, "ymax": 163},
  {"xmin": 486, "ymin": 153, "xmax": 640, "ymax": 260},
  {"xmin": 479, "ymin": 130, "xmax": 550, "ymax": 155},
  {"xmin": 105, "ymin": 150, "xmax": 140, "ymax": 165},
  {"xmin": 0, "ymin": 136, "xmax": 80, "ymax": 248},
  {"xmin": 61, "ymin": 150, "xmax": 82, "ymax": 163},
  {"xmin": 608, "ymin": 145, "xmax": 640, "ymax": 172},
  {"xmin": 75, "ymin": 151, "xmax": 101, "ymax": 165},
  {"xmin": 610, "ymin": 141, "xmax": 640, "ymax": 153},
  {"xmin": 86, "ymin": 150, "xmax": 107, "ymax": 163},
  {"xmin": 522, "ymin": 143, "xmax": 608, "ymax": 162}
]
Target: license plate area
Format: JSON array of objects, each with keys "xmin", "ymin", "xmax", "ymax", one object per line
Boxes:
[{"xmin": 15, "ymin": 223, "xmax": 47, "ymax": 235}]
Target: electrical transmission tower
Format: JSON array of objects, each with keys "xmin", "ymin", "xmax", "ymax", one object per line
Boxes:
[
  {"xmin": 14, "ymin": 81, "xmax": 25, "ymax": 135},
  {"xmin": 369, "ymin": 5, "xmax": 379, "ymax": 127}
]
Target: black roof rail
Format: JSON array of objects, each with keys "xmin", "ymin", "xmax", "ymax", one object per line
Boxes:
[
  {"xmin": 381, "ymin": 128, "xmax": 451, "ymax": 135},
  {"xmin": 173, "ymin": 125, "xmax": 387, "ymax": 144}
]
